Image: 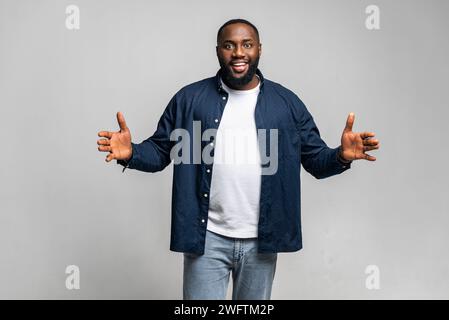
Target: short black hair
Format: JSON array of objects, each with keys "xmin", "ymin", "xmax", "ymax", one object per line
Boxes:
[{"xmin": 216, "ymin": 18, "xmax": 260, "ymax": 44}]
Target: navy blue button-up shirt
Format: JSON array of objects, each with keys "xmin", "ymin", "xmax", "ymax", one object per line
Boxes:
[{"xmin": 118, "ymin": 68, "xmax": 351, "ymax": 254}]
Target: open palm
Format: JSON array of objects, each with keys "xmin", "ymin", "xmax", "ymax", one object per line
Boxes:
[
  {"xmin": 340, "ymin": 113, "xmax": 380, "ymax": 161},
  {"xmin": 97, "ymin": 112, "xmax": 133, "ymax": 162}
]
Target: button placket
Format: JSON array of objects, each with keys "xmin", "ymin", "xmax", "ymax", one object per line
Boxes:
[{"xmin": 200, "ymin": 93, "xmax": 224, "ymax": 228}]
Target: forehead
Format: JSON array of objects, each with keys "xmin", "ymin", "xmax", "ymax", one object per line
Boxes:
[{"xmin": 219, "ymin": 23, "xmax": 258, "ymax": 42}]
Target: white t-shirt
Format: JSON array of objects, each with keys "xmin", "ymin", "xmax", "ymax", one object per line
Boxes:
[{"xmin": 206, "ymin": 77, "xmax": 262, "ymax": 238}]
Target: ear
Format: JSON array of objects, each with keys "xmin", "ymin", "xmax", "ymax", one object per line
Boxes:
[
  {"xmin": 259, "ymin": 43, "xmax": 262, "ymax": 57},
  {"xmin": 215, "ymin": 45, "xmax": 219, "ymax": 57}
]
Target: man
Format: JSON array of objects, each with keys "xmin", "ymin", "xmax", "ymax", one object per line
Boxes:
[{"xmin": 97, "ymin": 18, "xmax": 380, "ymax": 300}]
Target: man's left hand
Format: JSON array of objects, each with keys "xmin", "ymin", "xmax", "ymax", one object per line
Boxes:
[{"xmin": 340, "ymin": 112, "xmax": 380, "ymax": 161}]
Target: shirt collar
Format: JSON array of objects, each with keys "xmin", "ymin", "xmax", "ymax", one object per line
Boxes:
[{"xmin": 215, "ymin": 68, "xmax": 265, "ymax": 93}]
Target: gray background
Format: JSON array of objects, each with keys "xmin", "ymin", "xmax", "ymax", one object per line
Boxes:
[{"xmin": 0, "ymin": 0, "xmax": 448, "ymax": 299}]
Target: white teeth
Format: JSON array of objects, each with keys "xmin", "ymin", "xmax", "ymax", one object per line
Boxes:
[{"xmin": 232, "ymin": 63, "xmax": 246, "ymax": 66}]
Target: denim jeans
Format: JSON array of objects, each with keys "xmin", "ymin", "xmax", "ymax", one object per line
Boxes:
[{"xmin": 183, "ymin": 230, "xmax": 278, "ymax": 300}]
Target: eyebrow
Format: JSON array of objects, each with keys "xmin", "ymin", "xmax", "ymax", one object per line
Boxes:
[{"xmin": 222, "ymin": 38, "xmax": 254, "ymax": 44}]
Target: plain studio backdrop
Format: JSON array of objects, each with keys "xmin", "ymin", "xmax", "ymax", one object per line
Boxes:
[{"xmin": 0, "ymin": 0, "xmax": 448, "ymax": 299}]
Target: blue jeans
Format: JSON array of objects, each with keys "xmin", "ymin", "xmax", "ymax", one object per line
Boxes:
[{"xmin": 183, "ymin": 230, "xmax": 277, "ymax": 300}]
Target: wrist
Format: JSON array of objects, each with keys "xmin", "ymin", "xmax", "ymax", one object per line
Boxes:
[{"xmin": 338, "ymin": 147, "xmax": 352, "ymax": 164}]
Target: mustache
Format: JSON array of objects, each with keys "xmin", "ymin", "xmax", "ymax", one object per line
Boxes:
[{"xmin": 218, "ymin": 56, "xmax": 259, "ymax": 71}]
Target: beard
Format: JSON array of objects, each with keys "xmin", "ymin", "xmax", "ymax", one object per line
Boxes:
[{"xmin": 219, "ymin": 55, "xmax": 260, "ymax": 88}]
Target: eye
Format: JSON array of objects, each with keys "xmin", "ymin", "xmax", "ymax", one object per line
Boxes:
[
  {"xmin": 224, "ymin": 43, "xmax": 234, "ymax": 49},
  {"xmin": 243, "ymin": 43, "xmax": 252, "ymax": 49}
]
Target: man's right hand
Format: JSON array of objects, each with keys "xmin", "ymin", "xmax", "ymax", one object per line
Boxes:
[{"xmin": 97, "ymin": 112, "xmax": 133, "ymax": 162}]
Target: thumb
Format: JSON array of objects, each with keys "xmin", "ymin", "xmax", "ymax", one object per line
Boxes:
[
  {"xmin": 344, "ymin": 112, "xmax": 355, "ymax": 133},
  {"xmin": 117, "ymin": 111, "xmax": 128, "ymax": 132}
]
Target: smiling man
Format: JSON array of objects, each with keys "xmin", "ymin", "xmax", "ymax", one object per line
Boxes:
[{"xmin": 97, "ymin": 18, "xmax": 380, "ymax": 300}]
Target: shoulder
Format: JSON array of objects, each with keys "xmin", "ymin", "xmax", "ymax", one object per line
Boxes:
[
  {"xmin": 264, "ymin": 78, "xmax": 307, "ymax": 110},
  {"xmin": 174, "ymin": 76, "xmax": 216, "ymax": 100}
]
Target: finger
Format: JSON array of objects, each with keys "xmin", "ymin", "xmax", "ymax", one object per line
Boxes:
[
  {"xmin": 344, "ymin": 112, "xmax": 355, "ymax": 132},
  {"xmin": 360, "ymin": 132, "xmax": 375, "ymax": 139},
  {"xmin": 363, "ymin": 153, "xmax": 376, "ymax": 161},
  {"xmin": 98, "ymin": 145, "xmax": 112, "ymax": 152},
  {"xmin": 97, "ymin": 138, "xmax": 110, "ymax": 146},
  {"xmin": 105, "ymin": 152, "xmax": 115, "ymax": 162},
  {"xmin": 98, "ymin": 131, "xmax": 113, "ymax": 139},
  {"xmin": 363, "ymin": 145, "xmax": 380, "ymax": 152},
  {"xmin": 117, "ymin": 112, "xmax": 128, "ymax": 131},
  {"xmin": 363, "ymin": 138, "xmax": 379, "ymax": 146}
]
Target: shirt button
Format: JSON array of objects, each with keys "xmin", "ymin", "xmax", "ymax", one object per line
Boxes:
[
  {"xmin": 214, "ymin": 119, "xmax": 219, "ymax": 123},
  {"xmin": 203, "ymin": 193, "xmax": 208, "ymax": 198},
  {"xmin": 201, "ymin": 219, "xmax": 205, "ymax": 223},
  {"xmin": 222, "ymin": 96, "xmax": 226, "ymax": 100},
  {"xmin": 210, "ymin": 142, "xmax": 214, "ymax": 147},
  {"xmin": 206, "ymin": 169, "xmax": 211, "ymax": 173}
]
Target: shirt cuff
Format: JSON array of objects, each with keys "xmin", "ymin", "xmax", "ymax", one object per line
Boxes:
[
  {"xmin": 116, "ymin": 143, "xmax": 136, "ymax": 172},
  {"xmin": 336, "ymin": 146, "xmax": 352, "ymax": 168}
]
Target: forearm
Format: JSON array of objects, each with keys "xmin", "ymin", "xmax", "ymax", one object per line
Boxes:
[
  {"xmin": 302, "ymin": 145, "xmax": 351, "ymax": 179},
  {"xmin": 117, "ymin": 140, "xmax": 171, "ymax": 173}
]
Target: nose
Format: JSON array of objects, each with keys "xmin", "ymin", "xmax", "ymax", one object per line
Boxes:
[{"xmin": 232, "ymin": 44, "xmax": 245, "ymax": 58}]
